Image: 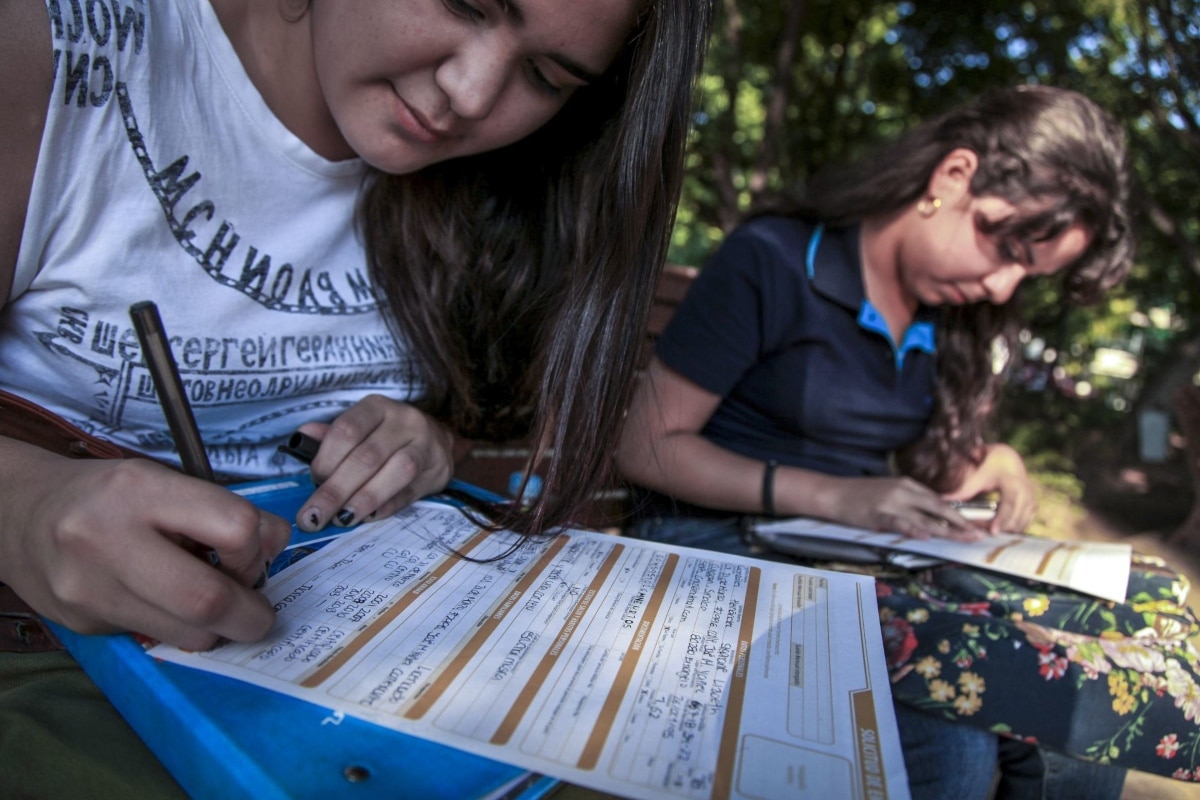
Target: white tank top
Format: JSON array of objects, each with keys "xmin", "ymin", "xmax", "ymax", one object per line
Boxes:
[{"xmin": 0, "ymin": 0, "xmax": 418, "ymax": 481}]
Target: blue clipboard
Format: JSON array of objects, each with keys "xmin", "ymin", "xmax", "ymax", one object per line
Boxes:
[{"xmin": 48, "ymin": 476, "xmax": 558, "ymax": 800}]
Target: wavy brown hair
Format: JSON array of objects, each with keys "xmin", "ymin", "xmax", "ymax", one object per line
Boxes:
[
  {"xmin": 359, "ymin": 1, "xmax": 713, "ymax": 536},
  {"xmin": 777, "ymin": 86, "xmax": 1134, "ymax": 491}
]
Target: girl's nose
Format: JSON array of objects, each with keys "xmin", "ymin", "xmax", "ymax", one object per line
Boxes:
[
  {"xmin": 982, "ymin": 263, "xmax": 1027, "ymax": 304},
  {"xmin": 437, "ymin": 38, "xmax": 510, "ymax": 120}
]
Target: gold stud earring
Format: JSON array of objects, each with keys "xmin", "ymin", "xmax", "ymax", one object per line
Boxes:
[{"xmin": 917, "ymin": 197, "xmax": 942, "ymax": 218}]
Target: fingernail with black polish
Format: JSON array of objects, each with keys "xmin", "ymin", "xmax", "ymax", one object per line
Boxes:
[
  {"xmin": 334, "ymin": 508, "xmax": 355, "ymax": 527},
  {"xmin": 253, "ymin": 569, "xmax": 268, "ymax": 590}
]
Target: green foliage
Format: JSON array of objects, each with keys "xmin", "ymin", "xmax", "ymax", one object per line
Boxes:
[
  {"xmin": 996, "ymin": 385, "xmax": 1127, "ymax": 466},
  {"xmin": 1030, "ymin": 468, "xmax": 1085, "ymax": 503}
]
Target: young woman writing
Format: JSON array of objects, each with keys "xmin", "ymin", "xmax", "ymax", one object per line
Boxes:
[{"xmin": 0, "ymin": 0, "xmax": 712, "ymax": 795}]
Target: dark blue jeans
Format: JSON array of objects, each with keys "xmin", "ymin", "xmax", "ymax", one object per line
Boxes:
[{"xmin": 627, "ymin": 516, "xmax": 1127, "ymax": 800}]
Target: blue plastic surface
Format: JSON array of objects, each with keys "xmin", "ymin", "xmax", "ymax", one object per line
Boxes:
[{"xmin": 49, "ymin": 477, "xmax": 557, "ymax": 800}]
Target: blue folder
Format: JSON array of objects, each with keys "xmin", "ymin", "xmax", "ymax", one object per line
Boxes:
[{"xmin": 48, "ymin": 476, "xmax": 558, "ymax": 800}]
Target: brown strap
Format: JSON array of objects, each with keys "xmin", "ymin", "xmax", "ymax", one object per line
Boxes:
[
  {"xmin": 0, "ymin": 388, "xmax": 142, "ymax": 460},
  {"xmin": 0, "ymin": 585, "xmax": 63, "ymax": 653}
]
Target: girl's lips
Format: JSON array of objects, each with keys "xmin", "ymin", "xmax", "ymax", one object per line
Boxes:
[
  {"xmin": 392, "ymin": 94, "xmax": 451, "ymax": 144},
  {"xmin": 944, "ymin": 284, "xmax": 972, "ymax": 304}
]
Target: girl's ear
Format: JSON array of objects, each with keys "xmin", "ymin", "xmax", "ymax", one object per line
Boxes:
[{"xmin": 926, "ymin": 147, "xmax": 980, "ymax": 203}]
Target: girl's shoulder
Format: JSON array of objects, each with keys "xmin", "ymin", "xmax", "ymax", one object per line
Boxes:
[
  {"xmin": 0, "ymin": 0, "xmax": 52, "ymax": 159},
  {"xmin": 0, "ymin": 0, "xmax": 55, "ymax": 300},
  {"xmin": 712, "ymin": 215, "xmax": 828, "ymax": 288},
  {"xmin": 730, "ymin": 214, "xmax": 822, "ymax": 252}
]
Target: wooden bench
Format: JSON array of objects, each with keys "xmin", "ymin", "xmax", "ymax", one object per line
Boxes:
[{"xmin": 452, "ymin": 263, "xmax": 698, "ymax": 529}]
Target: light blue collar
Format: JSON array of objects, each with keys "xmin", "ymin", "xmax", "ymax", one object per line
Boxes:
[
  {"xmin": 806, "ymin": 220, "xmax": 937, "ymax": 370},
  {"xmin": 857, "ymin": 303, "xmax": 936, "ymax": 370}
]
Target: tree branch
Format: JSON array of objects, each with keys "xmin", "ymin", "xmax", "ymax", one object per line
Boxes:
[{"xmin": 749, "ymin": 0, "xmax": 807, "ymax": 199}]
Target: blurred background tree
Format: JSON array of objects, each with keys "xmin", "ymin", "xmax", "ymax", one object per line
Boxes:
[{"xmin": 670, "ymin": 0, "xmax": 1200, "ymax": 525}]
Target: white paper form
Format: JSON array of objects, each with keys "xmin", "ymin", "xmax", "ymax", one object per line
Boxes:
[
  {"xmin": 153, "ymin": 502, "xmax": 909, "ymax": 800},
  {"xmin": 754, "ymin": 517, "xmax": 1131, "ymax": 603}
]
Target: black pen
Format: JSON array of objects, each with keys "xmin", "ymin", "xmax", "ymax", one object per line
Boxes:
[
  {"xmin": 129, "ymin": 301, "xmax": 215, "ymax": 483},
  {"xmin": 130, "ymin": 301, "xmax": 243, "ymax": 574},
  {"xmin": 278, "ymin": 431, "xmax": 320, "ymax": 465}
]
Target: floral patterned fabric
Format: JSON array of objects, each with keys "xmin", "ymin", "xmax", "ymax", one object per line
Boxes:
[{"xmin": 877, "ymin": 552, "xmax": 1200, "ymax": 781}]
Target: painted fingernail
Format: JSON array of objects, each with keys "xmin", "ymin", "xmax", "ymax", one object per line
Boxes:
[
  {"xmin": 334, "ymin": 508, "xmax": 356, "ymax": 527},
  {"xmin": 253, "ymin": 568, "xmax": 268, "ymax": 590},
  {"xmin": 298, "ymin": 506, "xmax": 322, "ymax": 531}
]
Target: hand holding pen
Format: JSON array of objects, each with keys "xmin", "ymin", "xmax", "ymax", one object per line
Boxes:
[
  {"xmin": 129, "ymin": 301, "xmax": 284, "ymax": 589},
  {"xmin": 275, "ymin": 396, "xmax": 457, "ymax": 532},
  {"xmin": 279, "ymin": 428, "xmax": 505, "ymax": 524},
  {"xmin": 943, "ymin": 443, "xmax": 1037, "ymax": 534},
  {"xmin": 0, "ymin": 430, "xmax": 290, "ymax": 650}
]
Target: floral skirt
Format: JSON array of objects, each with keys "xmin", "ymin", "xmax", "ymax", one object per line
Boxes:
[{"xmin": 878, "ymin": 553, "xmax": 1200, "ymax": 782}]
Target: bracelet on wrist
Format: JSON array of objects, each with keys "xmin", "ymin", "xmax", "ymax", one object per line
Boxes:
[{"xmin": 761, "ymin": 459, "xmax": 778, "ymax": 517}]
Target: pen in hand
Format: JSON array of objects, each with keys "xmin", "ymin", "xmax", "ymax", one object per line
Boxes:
[
  {"xmin": 278, "ymin": 431, "xmax": 320, "ymax": 465},
  {"xmin": 130, "ymin": 301, "xmax": 268, "ymax": 589},
  {"xmin": 129, "ymin": 301, "xmax": 215, "ymax": 483},
  {"xmin": 948, "ymin": 499, "xmax": 999, "ymax": 523}
]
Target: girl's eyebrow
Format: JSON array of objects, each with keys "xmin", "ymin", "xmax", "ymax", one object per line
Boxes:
[{"xmin": 499, "ymin": 0, "xmax": 606, "ymax": 83}]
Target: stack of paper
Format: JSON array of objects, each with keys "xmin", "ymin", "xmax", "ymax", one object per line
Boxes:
[{"xmin": 752, "ymin": 517, "xmax": 1132, "ymax": 603}]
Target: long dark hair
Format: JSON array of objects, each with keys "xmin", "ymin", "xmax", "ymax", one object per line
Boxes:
[
  {"xmin": 780, "ymin": 86, "xmax": 1133, "ymax": 490},
  {"xmin": 360, "ymin": 2, "xmax": 713, "ymax": 535}
]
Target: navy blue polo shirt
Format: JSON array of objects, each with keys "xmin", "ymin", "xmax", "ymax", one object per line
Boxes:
[{"xmin": 656, "ymin": 215, "xmax": 940, "ymax": 477}]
